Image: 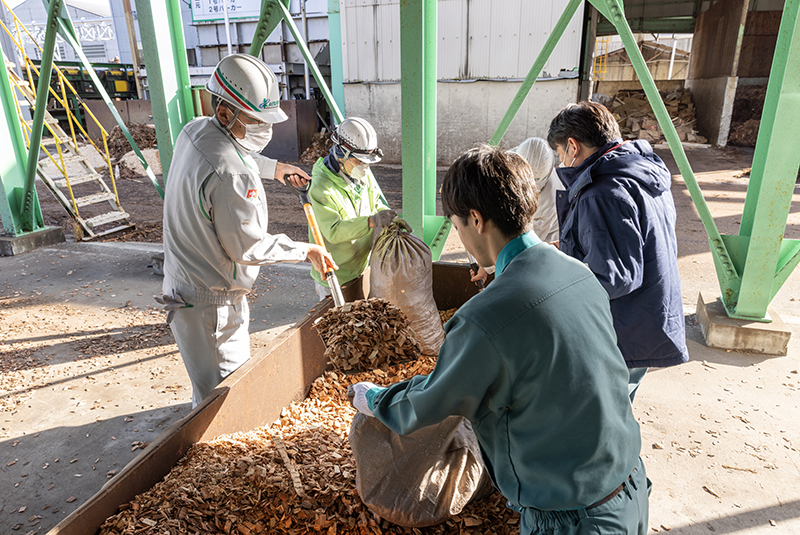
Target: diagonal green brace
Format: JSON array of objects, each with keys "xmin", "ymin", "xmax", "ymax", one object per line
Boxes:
[
  {"xmin": 272, "ymin": 0, "xmax": 343, "ymax": 124},
  {"xmin": 489, "ymin": 0, "xmax": 583, "ymax": 147},
  {"xmin": 591, "ymin": 0, "xmax": 742, "ymax": 311},
  {"xmin": 19, "ymin": 0, "xmax": 63, "ymax": 232},
  {"xmin": 731, "ymin": 0, "xmax": 800, "ymax": 319},
  {"xmin": 53, "ymin": 11, "xmax": 166, "ymax": 199}
]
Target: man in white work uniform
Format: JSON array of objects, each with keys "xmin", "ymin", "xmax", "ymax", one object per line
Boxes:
[{"xmin": 159, "ymin": 54, "xmax": 336, "ymax": 407}]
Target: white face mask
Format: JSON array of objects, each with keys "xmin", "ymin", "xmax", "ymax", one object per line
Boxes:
[
  {"xmin": 349, "ymin": 161, "xmax": 369, "ymax": 181},
  {"xmin": 233, "ymin": 118, "xmax": 273, "ymax": 153}
]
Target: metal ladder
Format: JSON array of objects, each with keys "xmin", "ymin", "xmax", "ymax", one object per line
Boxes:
[{"xmin": 9, "ymin": 64, "xmax": 133, "ymax": 240}]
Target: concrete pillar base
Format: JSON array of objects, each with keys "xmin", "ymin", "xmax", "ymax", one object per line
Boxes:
[
  {"xmin": 0, "ymin": 227, "xmax": 65, "ymax": 256},
  {"xmin": 696, "ymin": 291, "xmax": 791, "ymax": 356}
]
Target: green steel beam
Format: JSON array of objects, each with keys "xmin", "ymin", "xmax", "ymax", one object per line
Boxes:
[
  {"xmin": 732, "ymin": 0, "xmax": 800, "ymax": 318},
  {"xmin": 489, "ymin": 0, "xmax": 583, "ymax": 147},
  {"xmin": 19, "ymin": 0, "xmax": 62, "ymax": 232},
  {"xmin": 249, "ymin": 0, "xmax": 291, "ymax": 57},
  {"xmin": 596, "ymin": 16, "xmax": 695, "ymax": 35},
  {"xmin": 135, "ymin": 0, "xmax": 194, "ymax": 185},
  {"xmin": 327, "ymin": 0, "xmax": 346, "ymax": 117},
  {"xmin": 0, "ymin": 42, "xmax": 41, "ymax": 236},
  {"xmin": 51, "ymin": 4, "xmax": 165, "ymax": 198},
  {"xmin": 274, "ymin": 0, "xmax": 343, "ymax": 123}
]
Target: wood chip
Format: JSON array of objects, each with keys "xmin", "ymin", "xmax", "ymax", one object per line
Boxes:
[
  {"xmin": 703, "ymin": 485, "xmax": 721, "ymax": 498},
  {"xmin": 313, "ymin": 298, "xmax": 422, "ymax": 372}
]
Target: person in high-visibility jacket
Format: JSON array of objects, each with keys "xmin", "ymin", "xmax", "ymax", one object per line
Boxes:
[{"xmin": 307, "ymin": 117, "xmax": 395, "ymax": 300}]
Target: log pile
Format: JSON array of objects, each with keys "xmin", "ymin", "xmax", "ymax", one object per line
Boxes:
[
  {"xmin": 606, "ymin": 88, "xmax": 707, "ymax": 145},
  {"xmin": 99, "ymin": 356, "xmax": 521, "ymax": 535},
  {"xmin": 300, "ymin": 129, "xmax": 334, "ymax": 165},
  {"xmin": 313, "ymin": 298, "xmax": 421, "ymax": 372}
]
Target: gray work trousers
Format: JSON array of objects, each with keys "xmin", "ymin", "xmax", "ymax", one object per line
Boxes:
[{"xmin": 169, "ymin": 296, "xmax": 250, "ymax": 408}]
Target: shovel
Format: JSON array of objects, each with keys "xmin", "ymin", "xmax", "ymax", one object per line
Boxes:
[{"xmin": 288, "ymin": 180, "xmax": 346, "ymax": 307}]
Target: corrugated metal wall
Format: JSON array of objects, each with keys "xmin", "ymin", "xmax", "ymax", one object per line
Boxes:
[{"xmin": 341, "ymin": 0, "xmax": 585, "ymax": 82}]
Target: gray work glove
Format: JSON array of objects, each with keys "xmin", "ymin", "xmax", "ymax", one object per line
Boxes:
[
  {"xmin": 370, "ymin": 209, "xmax": 398, "ymax": 234},
  {"xmin": 347, "ymin": 381, "xmax": 382, "ymax": 417},
  {"xmin": 154, "ymin": 292, "xmax": 190, "ymax": 324}
]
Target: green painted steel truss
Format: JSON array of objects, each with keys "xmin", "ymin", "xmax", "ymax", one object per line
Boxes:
[{"xmin": 490, "ymin": 0, "xmax": 800, "ymax": 321}]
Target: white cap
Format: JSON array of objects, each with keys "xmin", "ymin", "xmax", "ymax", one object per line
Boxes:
[
  {"xmin": 512, "ymin": 137, "xmax": 555, "ymax": 180},
  {"xmin": 206, "ymin": 54, "xmax": 287, "ymax": 123}
]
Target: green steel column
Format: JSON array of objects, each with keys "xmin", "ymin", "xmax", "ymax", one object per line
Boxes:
[
  {"xmin": 19, "ymin": 0, "xmax": 62, "ymax": 232},
  {"xmin": 592, "ymin": 0, "xmax": 741, "ymax": 311},
  {"xmin": 327, "ymin": 0, "xmax": 346, "ymax": 117},
  {"xmin": 400, "ymin": 0, "xmax": 425, "ymax": 235},
  {"xmin": 135, "ymin": 0, "xmax": 195, "ymax": 182},
  {"xmin": 733, "ymin": 0, "xmax": 800, "ymax": 318},
  {"xmin": 489, "ymin": 0, "xmax": 583, "ymax": 147},
  {"xmin": 399, "ymin": 0, "xmax": 448, "ymax": 258},
  {"xmin": 422, "ymin": 0, "xmax": 436, "ymax": 220},
  {"xmin": 0, "ymin": 44, "xmax": 38, "ymax": 236}
]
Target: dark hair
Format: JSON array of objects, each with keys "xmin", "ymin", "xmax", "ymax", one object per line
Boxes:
[
  {"xmin": 547, "ymin": 101, "xmax": 621, "ymax": 151},
  {"xmin": 441, "ymin": 145, "xmax": 538, "ymax": 238}
]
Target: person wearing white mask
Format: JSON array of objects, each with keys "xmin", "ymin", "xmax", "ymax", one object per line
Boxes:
[
  {"xmin": 307, "ymin": 117, "xmax": 395, "ymax": 300},
  {"xmin": 158, "ymin": 54, "xmax": 336, "ymax": 407},
  {"xmin": 469, "ymin": 137, "xmax": 564, "ymax": 285}
]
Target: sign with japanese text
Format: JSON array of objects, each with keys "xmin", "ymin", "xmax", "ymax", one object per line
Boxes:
[{"xmin": 191, "ymin": 0, "xmax": 262, "ymax": 22}]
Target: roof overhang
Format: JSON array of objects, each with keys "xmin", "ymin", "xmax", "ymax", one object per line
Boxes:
[{"xmin": 596, "ymin": 0, "xmax": 703, "ymax": 35}]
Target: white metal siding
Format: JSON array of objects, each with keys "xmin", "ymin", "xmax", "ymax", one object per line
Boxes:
[{"xmin": 341, "ymin": 0, "xmax": 585, "ymax": 82}]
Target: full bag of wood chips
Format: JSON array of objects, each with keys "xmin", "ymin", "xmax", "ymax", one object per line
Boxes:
[
  {"xmin": 350, "ymin": 412, "xmax": 493, "ymax": 527},
  {"xmin": 369, "ymin": 219, "xmax": 445, "ymax": 356}
]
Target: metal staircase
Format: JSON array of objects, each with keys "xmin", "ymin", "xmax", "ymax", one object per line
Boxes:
[{"xmin": 1, "ymin": 1, "xmax": 134, "ymax": 240}]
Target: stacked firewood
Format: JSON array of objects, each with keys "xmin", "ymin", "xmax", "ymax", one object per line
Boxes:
[
  {"xmin": 313, "ymin": 298, "xmax": 422, "ymax": 372},
  {"xmin": 606, "ymin": 88, "xmax": 707, "ymax": 144}
]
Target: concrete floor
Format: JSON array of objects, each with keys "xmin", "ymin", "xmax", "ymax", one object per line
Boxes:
[{"xmin": 1, "ymin": 146, "xmax": 799, "ymax": 534}]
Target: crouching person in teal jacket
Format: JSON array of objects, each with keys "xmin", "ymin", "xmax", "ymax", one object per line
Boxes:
[{"xmin": 349, "ymin": 145, "xmax": 649, "ymax": 535}]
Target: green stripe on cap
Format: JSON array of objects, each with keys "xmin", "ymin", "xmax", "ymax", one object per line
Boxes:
[{"xmin": 216, "ymin": 69, "xmax": 260, "ymax": 112}]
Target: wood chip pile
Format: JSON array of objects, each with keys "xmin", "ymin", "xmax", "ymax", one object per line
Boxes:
[
  {"xmin": 300, "ymin": 129, "xmax": 334, "ymax": 165},
  {"xmin": 105, "ymin": 123, "xmax": 158, "ymax": 162},
  {"xmin": 605, "ymin": 88, "xmax": 707, "ymax": 144},
  {"xmin": 99, "ymin": 356, "xmax": 521, "ymax": 535},
  {"xmin": 438, "ymin": 308, "xmax": 457, "ymax": 325},
  {"xmin": 313, "ymin": 298, "xmax": 421, "ymax": 372}
]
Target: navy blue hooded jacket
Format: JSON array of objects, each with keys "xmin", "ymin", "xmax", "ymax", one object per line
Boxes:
[{"xmin": 555, "ymin": 139, "xmax": 689, "ymax": 369}]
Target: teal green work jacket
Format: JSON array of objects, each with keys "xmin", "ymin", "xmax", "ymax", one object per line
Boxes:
[
  {"xmin": 367, "ymin": 232, "xmax": 642, "ymax": 511},
  {"xmin": 307, "ymin": 158, "xmax": 389, "ymax": 286}
]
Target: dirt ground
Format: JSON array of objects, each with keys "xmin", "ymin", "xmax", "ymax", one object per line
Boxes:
[{"xmin": 2, "ymin": 145, "xmax": 800, "ymax": 534}]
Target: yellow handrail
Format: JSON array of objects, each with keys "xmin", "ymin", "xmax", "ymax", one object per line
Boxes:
[
  {"xmin": 9, "ymin": 75, "xmax": 81, "ymax": 216},
  {"xmin": 0, "ymin": 0, "xmax": 121, "ymax": 202}
]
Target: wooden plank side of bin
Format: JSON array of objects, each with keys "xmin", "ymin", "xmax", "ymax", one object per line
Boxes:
[{"xmin": 48, "ymin": 264, "xmax": 471, "ymax": 535}]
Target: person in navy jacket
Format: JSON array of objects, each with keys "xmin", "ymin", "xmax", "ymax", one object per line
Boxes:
[{"xmin": 548, "ymin": 101, "xmax": 689, "ymax": 401}]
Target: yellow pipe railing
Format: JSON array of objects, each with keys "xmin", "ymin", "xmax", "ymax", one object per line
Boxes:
[{"xmin": 0, "ymin": 0, "xmax": 120, "ymax": 204}]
